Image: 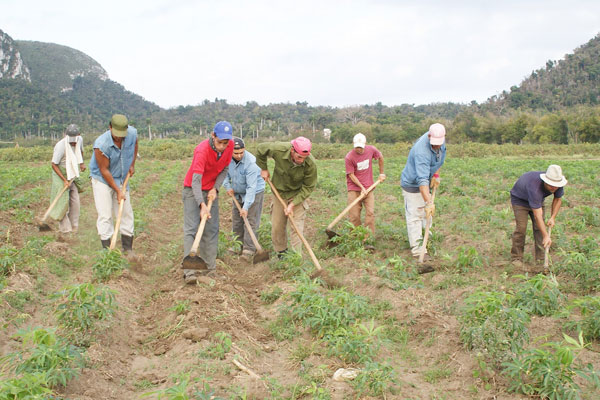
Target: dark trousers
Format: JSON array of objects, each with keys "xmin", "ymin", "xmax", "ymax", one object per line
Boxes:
[
  {"xmin": 231, "ymin": 191, "xmax": 264, "ymax": 253},
  {"xmin": 511, "ymin": 203, "xmax": 545, "ymax": 261},
  {"xmin": 182, "ymin": 187, "xmax": 219, "ymax": 270}
]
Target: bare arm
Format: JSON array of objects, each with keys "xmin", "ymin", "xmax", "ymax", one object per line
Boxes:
[
  {"xmin": 532, "ymin": 207, "xmax": 551, "ymax": 247},
  {"xmin": 51, "ymin": 163, "xmax": 69, "ymax": 186},
  {"xmin": 128, "ymin": 138, "xmax": 138, "ymax": 176},
  {"xmin": 547, "ymin": 197, "xmax": 562, "ymax": 228},
  {"xmin": 348, "ymin": 173, "xmax": 367, "ymax": 194},
  {"xmin": 94, "ymin": 148, "xmax": 125, "ymax": 202},
  {"xmin": 419, "ymin": 185, "xmax": 432, "ymax": 203}
]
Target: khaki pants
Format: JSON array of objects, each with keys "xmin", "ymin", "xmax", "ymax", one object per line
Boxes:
[
  {"xmin": 511, "ymin": 203, "xmax": 545, "ymax": 262},
  {"xmin": 91, "ymin": 178, "xmax": 134, "ymax": 240},
  {"xmin": 347, "ymin": 190, "xmax": 375, "ymax": 234},
  {"xmin": 271, "ymin": 197, "xmax": 307, "ymax": 253},
  {"xmin": 402, "ymin": 189, "xmax": 428, "ymax": 256}
]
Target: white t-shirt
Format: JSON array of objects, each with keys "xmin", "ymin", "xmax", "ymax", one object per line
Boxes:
[{"xmin": 52, "ymin": 137, "xmax": 83, "ymax": 168}]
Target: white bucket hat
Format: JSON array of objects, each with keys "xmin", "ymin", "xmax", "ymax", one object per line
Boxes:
[{"xmin": 540, "ymin": 165, "xmax": 567, "ymax": 187}]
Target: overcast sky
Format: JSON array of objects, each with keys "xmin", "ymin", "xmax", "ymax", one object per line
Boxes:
[{"xmin": 2, "ymin": 0, "xmax": 599, "ymax": 109}]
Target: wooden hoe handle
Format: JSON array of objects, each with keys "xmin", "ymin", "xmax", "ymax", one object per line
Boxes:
[
  {"xmin": 109, "ymin": 173, "xmax": 131, "ymax": 250},
  {"xmin": 267, "ymin": 178, "xmax": 322, "ymax": 270},
  {"xmin": 189, "ymin": 198, "xmax": 214, "ymax": 257},
  {"xmin": 327, "ymin": 179, "xmax": 382, "ymax": 230},
  {"xmin": 42, "ymin": 180, "xmax": 73, "ymax": 222},
  {"xmin": 418, "ymin": 186, "xmax": 437, "ymax": 263},
  {"xmin": 230, "ymin": 193, "xmax": 264, "ymax": 253}
]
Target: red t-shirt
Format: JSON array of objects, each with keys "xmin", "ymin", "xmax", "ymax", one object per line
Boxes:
[
  {"xmin": 345, "ymin": 145, "xmax": 382, "ymax": 191},
  {"xmin": 183, "ymin": 139, "xmax": 234, "ymax": 190}
]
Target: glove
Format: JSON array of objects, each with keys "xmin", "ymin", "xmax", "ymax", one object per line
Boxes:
[
  {"xmin": 425, "ymin": 202, "xmax": 435, "ymax": 218},
  {"xmin": 430, "ymin": 176, "xmax": 440, "ymax": 189}
]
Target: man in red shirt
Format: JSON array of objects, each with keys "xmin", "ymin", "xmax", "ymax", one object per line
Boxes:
[
  {"xmin": 182, "ymin": 121, "xmax": 234, "ymax": 283},
  {"xmin": 344, "ymin": 133, "xmax": 386, "ymax": 240}
]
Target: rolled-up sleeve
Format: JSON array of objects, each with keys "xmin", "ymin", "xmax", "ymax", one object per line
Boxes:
[{"xmin": 255, "ymin": 144, "xmax": 270, "ymax": 170}]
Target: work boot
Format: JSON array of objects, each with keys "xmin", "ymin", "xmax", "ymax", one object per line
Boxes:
[
  {"xmin": 121, "ymin": 235, "xmax": 135, "ymax": 257},
  {"xmin": 277, "ymin": 249, "xmax": 288, "ymax": 259},
  {"xmin": 101, "ymin": 239, "xmax": 110, "ymax": 249}
]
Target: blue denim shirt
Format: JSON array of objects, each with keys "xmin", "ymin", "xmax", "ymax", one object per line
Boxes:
[
  {"xmin": 401, "ymin": 132, "xmax": 446, "ymax": 188},
  {"xmin": 222, "ymin": 151, "xmax": 265, "ymax": 210},
  {"xmin": 89, "ymin": 126, "xmax": 138, "ymax": 187}
]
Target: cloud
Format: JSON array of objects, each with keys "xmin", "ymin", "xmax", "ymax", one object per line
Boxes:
[{"xmin": 1, "ymin": 0, "xmax": 599, "ymax": 108}]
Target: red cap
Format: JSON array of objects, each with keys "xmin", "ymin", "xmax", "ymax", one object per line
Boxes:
[{"xmin": 291, "ymin": 136, "xmax": 312, "ymax": 154}]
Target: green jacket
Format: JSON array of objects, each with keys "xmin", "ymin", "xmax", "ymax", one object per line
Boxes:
[{"xmin": 256, "ymin": 142, "xmax": 317, "ymax": 205}]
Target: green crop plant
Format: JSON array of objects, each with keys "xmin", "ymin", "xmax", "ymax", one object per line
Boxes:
[
  {"xmin": 555, "ymin": 249, "xmax": 600, "ymax": 293},
  {"xmin": 168, "ymin": 300, "xmax": 190, "ymax": 315},
  {"xmin": 511, "ymin": 273, "xmax": 565, "ymax": 316},
  {"xmin": 53, "ymin": 282, "xmax": 117, "ymax": 342},
  {"xmin": 141, "ymin": 374, "xmax": 192, "ymax": 400},
  {"xmin": 92, "ymin": 249, "xmax": 129, "ymax": 281},
  {"xmin": 459, "ymin": 290, "xmax": 530, "ymax": 365},
  {"xmin": 271, "ymin": 250, "xmax": 312, "ymax": 280},
  {"xmin": 453, "ymin": 246, "xmax": 484, "ymax": 272},
  {"xmin": 325, "ymin": 320, "xmax": 383, "ymax": 363},
  {"xmin": 564, "ymin": 296, "xmax": 600, "ymax": 341},
  {"xmin": 257, "ymin": 218, "xmax": 273, "ymax": 252},
  {"xmin": 327, "ymin": 222, "xmax": 370, "ymax": 258},
  {"xmin": 217, "ymin": 230, "xmax": 242, "ymax": 259},
  {"xmin": 376, "ymin": 256, "xmax": 421, "ymax": 291},
  {"xmin": 198, "ymin": 332, "xmax": 232, "ymax": 360},
  {"xmin": 0, "ymin": 372, "xmax": 54, "ymax": 399},
  {"xmin": 351, "ymin": 361, "xmax": 396, "ymax": 398},
  {"xmin": 260, "ymin": 286, "xmax": 283, "ymax": 304},
  {"xmin": 502, "ymin": 332, "xmax": 600, "ymax": 399},
  {"xmin": 301, "ymin": 381, "xmax": 331, "ymax": 400},
  {"xmin": 1, "ymin": 327, "xmax": 84, "ymax": 388},
  {"xmin": 283, "ymin": 281, "xmax": 377, "ymax": 338},
  {"xmin": 0, "ymin": 242, "xmax": 18, "ymax": 275}
]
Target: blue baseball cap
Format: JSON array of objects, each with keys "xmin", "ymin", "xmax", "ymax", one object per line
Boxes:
[{"xmin": 213, "ymin": 121, "xmax": 233, "ymax": 140}]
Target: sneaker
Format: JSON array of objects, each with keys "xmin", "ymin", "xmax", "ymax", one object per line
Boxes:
[
  {"xmin": 184, "ymin": 272, "xmax": 198, "ymax": 284},
  {"xmin": 227, "ymin": 247, "xmax": 241, "ymax": 255},
  {"xmin": 242, "ymin": 249, "xmax": 254, "ymax": 262},
  {"xmin": 277, "ymin": 249, "xmax": 288, "ymax": 259},
  {"xmin": 364, "ymin": 244, "xmax": 375, "ymax": 252}
]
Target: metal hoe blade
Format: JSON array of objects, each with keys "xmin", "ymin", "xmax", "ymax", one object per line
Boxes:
[
  {"xmin": 181, "ymin": 254, "xmax": 209, "ymax": 270},
  {"xmin": 252, "ymin": 250, "xmax": 270, "ymax": 264}
]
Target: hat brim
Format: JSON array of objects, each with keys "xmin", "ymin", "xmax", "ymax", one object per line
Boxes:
[
  {"xmin": 354, "ymin": 143, "xmax": 365, "ymax": 148},
  {"xmin": 540, "ymin": 174, "xmax": 567, "ymax": 187},
  {"xmin": 429, "ymin": 137, "xmax": 445, "ymax": 145},
  {"xmin": 112, "ymin": 127, "xmax": 128, "ymax": 137},
  {"xmin": 215, "ymin": 132, "xmax": 233, "ymax": 140}
]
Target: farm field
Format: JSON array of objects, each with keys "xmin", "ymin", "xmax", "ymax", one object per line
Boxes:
[{"xmin": 1, "ymin": 147, "xmax": 599, "ymax": 399}]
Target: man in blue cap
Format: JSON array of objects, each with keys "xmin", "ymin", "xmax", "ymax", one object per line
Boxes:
[
  {"xmin": 223, "ymin": 137, "xmax": 265, "ymax": 261},
  {"xmin": 89, "ymin": 114, "xmax": 138, "ymax": 254},
  {"xmin": 182, "ymin": 121, "xmax": 234, "ymax": 283}
]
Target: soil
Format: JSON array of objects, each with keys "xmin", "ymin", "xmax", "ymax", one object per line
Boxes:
[{"xmin": 1, "ymin": 159, "xmax": 599, "ymax": 400}]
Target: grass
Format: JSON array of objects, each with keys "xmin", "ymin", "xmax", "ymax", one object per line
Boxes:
[{"xmin": 2, "ymin": 149, "xmax": 600, "ymax": 398}]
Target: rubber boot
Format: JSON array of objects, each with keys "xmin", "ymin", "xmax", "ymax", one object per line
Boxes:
[
  {"xmin": 101, "ymin": 239, "xmax": 110, "ymax": 249},
  {"xmin": 121, "ymin": 235, "xmax": 135, "ymax": 257}
]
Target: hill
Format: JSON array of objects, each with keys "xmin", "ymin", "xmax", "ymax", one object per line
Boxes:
[
  {"xmin": 16, "ymin": 40, "xmax": 108, "ymax": 93},
  {"xmin": 0, "ymin": 29, "xmax": 160, "ymax": 139},
  {"xmin": 486, "ymin": 34, "xmax": 600, "ymax": 111}
]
